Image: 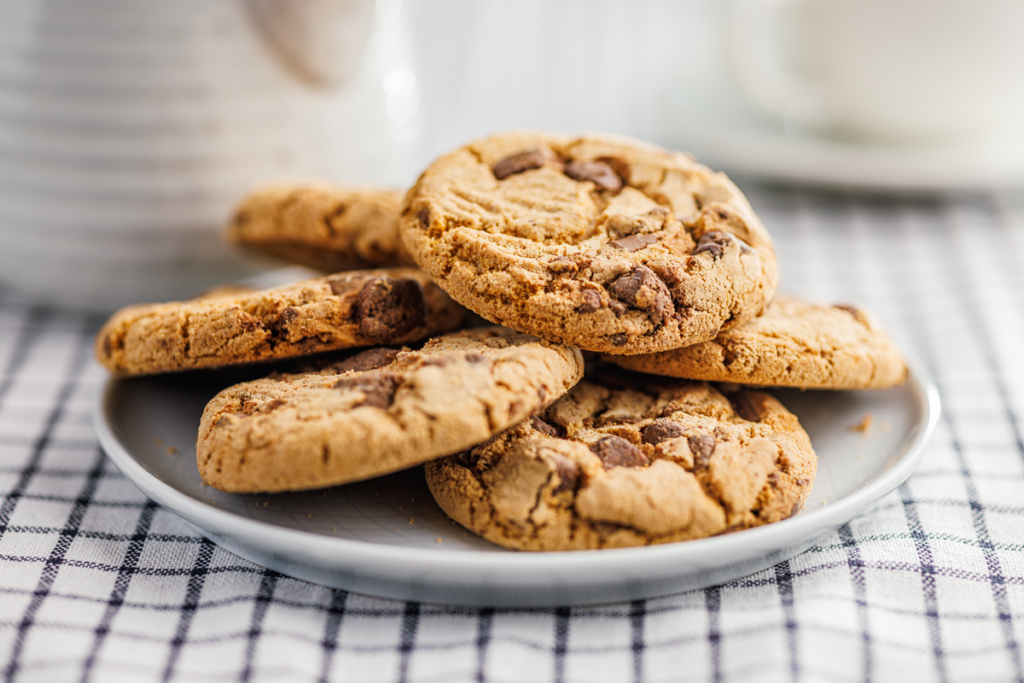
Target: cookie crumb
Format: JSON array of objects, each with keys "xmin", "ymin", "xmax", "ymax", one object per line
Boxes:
[
  {"xmin": 155, "ymin": 438, "xmax": 164, "ymax": 446},
  {"xmin": 307, "ymin": 513, "xmax": 312, "ymax": 517},
  {"xmin": 409, "ymin": 517, "xmax": 414, "ymax": 524},
  {"xmin": 849, "ymin": 414, "xmax": 874, "ymax": 435},
  {"xmin": 436, "ymin": 537, "xmax": 443, "ymax": 544},
  {"xmin": 263, "ymin": 502, "xmax": 269, "ymax": 506}
]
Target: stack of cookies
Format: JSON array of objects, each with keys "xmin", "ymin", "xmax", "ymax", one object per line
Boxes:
[{"xmin": 95, "ymin": 131, "xmax": 907, "ymax": 551}]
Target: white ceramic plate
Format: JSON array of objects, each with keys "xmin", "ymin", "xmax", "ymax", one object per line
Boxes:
[
  {"xmin": 93, "ymin": 362, "xmax": 939, "ymax": 607},
  {"xmin": 656, "ymin": 82, "xmax": 1024, "ymax": 193}
]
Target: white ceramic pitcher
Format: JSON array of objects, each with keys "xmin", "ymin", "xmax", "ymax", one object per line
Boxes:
[{"xmin": 0, "ymin": 0, "xmax": 418, "ymax": 311}]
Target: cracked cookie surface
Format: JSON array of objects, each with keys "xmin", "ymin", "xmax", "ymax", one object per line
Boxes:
[
  {"xmin": 96, "ymin": 268, "xmax": 465, "ymax": 375},
  {"xmin": 197, "ymin": 327, "xmax": 585, "ymax": 493},
  {"xmin": 604, "ymin": 297, "xmax": 908, "ymax": 389},
  {"xmin": 425, "ymin": 369, "xmax": 815, "ymax": 551},
  {"xmin": 400, "ymin": 131, "xmax": 778, "ymax": 354},
  {"xmin": 227, "ymin": 183, "xmax": 415, "ymax": 271}
]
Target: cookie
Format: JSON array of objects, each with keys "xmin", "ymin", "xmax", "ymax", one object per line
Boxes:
[
  {"xmin": 197, "ymin": 327, "xmax": 585, "ymax": 493},
  {"xmin": 425, "ymin": 369, "xmax": 815, "ymax": 551},
  {"xmin": 400, "ymin": 131, "xmax": 778, "ymax": 354},
  {"xmin": 227, "ymin": 183, "xmax": 415, "ymax": 271},
  {"xmin": 604, "ymin": 297, "xmax": 908, "ymax": 389},
  {"xmin": 96, "ymin": 268, "xmax": 466, "ymax": 375}
]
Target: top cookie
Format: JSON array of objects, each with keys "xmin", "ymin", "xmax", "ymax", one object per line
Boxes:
[
  {"xmin": 604, "ymin": 297, "xmax": 908, "ymax": 389},
  {"xmin": 401, "ymin": 131, "xmax": 778, "ymax": 354},
  {"xmin": 96, "ymin": 268, "xmax": 466, "ymax": 375},
  {"xmin": 227, "ymin": 183, "xmax": 415, "ymax": 271}
]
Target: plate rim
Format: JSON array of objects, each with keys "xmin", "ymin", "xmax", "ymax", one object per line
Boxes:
[{"xmin": 92, "ymin": 361, "xmax": 941, "ymax": 581}]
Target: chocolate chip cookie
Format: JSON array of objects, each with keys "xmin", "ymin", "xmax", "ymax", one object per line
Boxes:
[
  {"xmin": 96, "ymin": 269, "xmax": 466, "ymax": 375},
  {"xmin": 227, "ymin": 183, "xmax": 415, "ymax": 271},
  {"xmin": 425, "ymin": 369, "xmax": 815, "ymax": 551},
  {"xmin": 605, "ymin": 297, "xmax": 908, "ymax": 389},
  {"xmin": 401, "ymin": 131, "xmax": 778, "ymax": 354},
  {"xmin": 197, "ymin": 327, "xmax": 585, "ymax": 493}
]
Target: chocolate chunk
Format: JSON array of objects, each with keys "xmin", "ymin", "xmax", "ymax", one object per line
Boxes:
[
  {"xmin": 590, "ymin": 435, "xmax": 649, "ymax": 470},
  {"xmin": 693, "ymin": 231, "xmax": 732, "ymax": 258},
  {"xmin": 465, "ymin": 352, "xmax": 488, "ymax": 364},
  {"xmin": 564, "ymin": 160, "xmax": 623, "ymax": 192},
  {"xmin": 547, "ymin": 256, "xmax": 578, "ymax": 274},
  {"xmin": 790, "ymin": 501, "xmax": 803, "ymax": 518},
  {"xmin": 530, "ymin": 415, "xmax": 560, "ymax": 437},
  {"xmin": 550, "ymin": 454, "xmax": 580, "ymax": 493},
  {"xmin": 608, "ymin": 233, "xmax": 659, "ymax": 252},
  {"xmin": 608, "ymin": 299, "xmax": 629, "ymax": 316},
  {"xmin": 417, "ymin": 207, "xmax": 430, "ymax": 228},
  {"xmin": 333, "ymin": 370, "xmax": 401, "ymax": 409},
  {"xmin": 608, "ymin": 265, "xmax": 676, "ymax": 326},
  {"xmin": 577, "ymin": 289, "xmax": 602, "ymax": 313},
  {"xmin": 610, "ymin": 333, "xmax": 628, "ymax": 346},
  {"xmin": 687, "ymin": 433, "xmax": 716, "ymax": 469},
  {"xmin": 641, "ymin": 418, "xmax": 687, "ymax": 445},
  {"xmin": 492, "ymin": 148, "xmax": 558, "ymax": 179},
  {"xmin": 277, "ymin": 306, "xmax": 299, "ymax": 326},
  {"xmin": 354, "ymin": 277, "xmax": 426, "ymax": 341},
  {"xmin": 334, "ymin": 347, "xmax": 401, "ymax": 373},
  {"xmin": 730, "ymin": 393, "xmax": 761, "ymax": 422}
]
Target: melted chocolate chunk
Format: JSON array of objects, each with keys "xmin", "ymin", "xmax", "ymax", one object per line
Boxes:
[
  {"xmin": 333, "ymin": 370, "xmax": 401, "ymax": 409},
  {"xmin": 417, "ymin": 207, "xmax": 431, "ymax": 228},
  {"xmin": 687, "ymin": 433, "xmax": 716, "ymax": 469},
  {"xmin": 590, "ymin": 435, "xmax": 649, "ymax": 470},
  {"xmin": 608, "ymin": 233, "xmax": 659, "ymax": 252},
  {"xmin": 530, "ymin": 415, "xmax": 560, "ymax": 437},
  {"xmin": 692, "ymin": 231, "xmax": 733, "ymax": 258},
  {"xmin": 730, "ymin": 393, "xmax": 761, "ymax": 422},
  {"xmin": 492, "ymin": 148, "xmax": 558, "ymax": 179},
  {"xmin": 334, "ymin": 347, "xmax": 401, "ymax": 373},
  {"xmin": 564, "ymin": 160, "xmax": 623, "ymax": 192},
  {"xmin": 608, "ymin": 265, "xmax": 676, "ymax": 326},
  {"xmin": 550, "ymin": 454, "xmax": 580, "ymax": 493},
  {"xmin": 353, "ymin": 277, "xmax": 426, "ymax": 341},
  {"xmin": 577, "ymin": 289, "xmax": 602, "ymax": 313},
  {"xmin": 641, "ymin": 419, "xmax": 687, "ymax": 445},
  {"xmin": 547, "ymin": 256, "xmax": 578, "ymax": 274}
]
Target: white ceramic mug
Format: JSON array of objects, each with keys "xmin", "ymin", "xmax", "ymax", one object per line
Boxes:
[
  {"xmin": 0, "ymin": 0, "xmax": 418, "ymax": 312},
  {"xmin": 725, "ymin": 0, "xmax": 1024, "ymax": 145}
]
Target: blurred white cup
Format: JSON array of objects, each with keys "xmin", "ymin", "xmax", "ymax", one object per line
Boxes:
[
  {"xmin": 725, "ymin": 0, "xmax": 1024, "ymax": 145},
  {"xmin": 0, "ymin": 0, "xmax": 419, "ymax": 312}
]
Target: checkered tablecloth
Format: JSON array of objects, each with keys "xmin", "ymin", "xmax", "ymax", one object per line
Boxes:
[{"xmin": 2, "ymin": 187, "xmax": 1024, "ymax": 682}]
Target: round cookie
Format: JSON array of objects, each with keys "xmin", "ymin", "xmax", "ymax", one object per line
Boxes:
[
  {"xmin": 401, "ymin": 131, "xmax": 778, "ymax": 354},
  {"xmin": 96, "ymin": 268, "xmax": 466, "ymax": 375},
  {"xmin": 227, "ymin": 183, "xmax": 415, "ymax": 271},
  {"xmin": 604, "ymin": 297, "xmax": 908, "ymax": 389},
  {"xmin": 197, "ymin": 327, "xmax": 585, "ymax": 493},
  {"xmin": 425, "ymin": 370, "xmax": 815, "ymax": 551}
]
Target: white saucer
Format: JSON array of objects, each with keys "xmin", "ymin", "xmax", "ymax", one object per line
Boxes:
[
  {"xmin": 657, "ymin": 83, "xmax": 1024, "ymax": 193},
  {"xmin": 93, "ymin": 359, "xmax": 939, "ymax": 607}
]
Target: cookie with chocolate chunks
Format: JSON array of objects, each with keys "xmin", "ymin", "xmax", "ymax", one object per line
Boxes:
[
  {"xmin": 401, "ymin": 131, "xmax": 778, "ymax": 354},
  {"xmin": 425, "ymin": 370, "xmax": 815, "ymax": 551},
  {"xmin": 604, "ymin": 297, "xmax": 908, "ymax": 389},
  {"xmin": 96, "ymin": 269, "xmax": 466, "ymax": 375},
  {"xmin": 227, "ymin": 183, "xmax": 415, "ymax": 272},
  {"xmin": 197, "ymin": 327, "xmax": 585, "ymax": 493}
]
